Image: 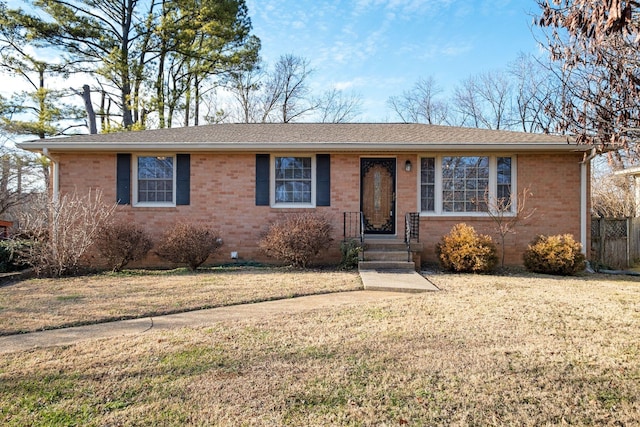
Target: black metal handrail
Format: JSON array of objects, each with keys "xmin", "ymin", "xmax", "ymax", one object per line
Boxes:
[
  {"xmin": 343, "ymin": 211, "xmax": 365, "ymax": 260},
  {"xmin": 343, "ymin": 211, "xmax": 363, "ymax": 241},
  {"xmin": 405, "ymin": 212, "xmax": 420, "ymax": 262}
]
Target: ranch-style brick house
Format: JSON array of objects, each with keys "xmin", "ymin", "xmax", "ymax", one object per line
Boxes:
[{"xmin": 18, "ymin": 123, "xmax": 594, "ymax": 267}]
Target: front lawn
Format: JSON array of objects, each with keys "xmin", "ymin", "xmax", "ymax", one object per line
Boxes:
[
  {"xmin": 0, "ymin": 267, "xmax": 362, "ymax": 335},
  {"xmin": 1, "ymin": 271, "xmax": 639, "ymax": 425}
]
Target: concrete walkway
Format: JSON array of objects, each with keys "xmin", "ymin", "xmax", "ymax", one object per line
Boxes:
[
  {"xmin": 0, "ymin": 290, "xmax": 413, "ymax": 355},
  {"xmin": 359, "ymin": 269, "xmax": 440, "ymax": 293}
]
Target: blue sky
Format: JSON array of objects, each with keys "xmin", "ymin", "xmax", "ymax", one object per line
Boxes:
[{"xmin": 246, "ymin": 0, "xmax": 546, "ymax": 121}]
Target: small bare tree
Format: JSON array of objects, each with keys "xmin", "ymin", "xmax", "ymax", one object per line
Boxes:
[
  {"xmin": 484, "ymin": 187, "xmax": 536, "ymax": 268},
  {"xmin": 16, "ymin": 189, "xmax": 116, "ymax": 277}
]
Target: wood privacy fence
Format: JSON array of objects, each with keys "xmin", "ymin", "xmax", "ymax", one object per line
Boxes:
[{"xmin": 591, "ymin": 217, "xmax": 640, "ymax": 268}]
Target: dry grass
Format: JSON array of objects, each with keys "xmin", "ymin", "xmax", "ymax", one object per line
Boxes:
[
  {"xmin": 0, "ymin": 267, "xmax": 362, "ymax": 335},
  {"xmin": 2, "ymin": 271, "xmax": 640, "ymax": 425}
]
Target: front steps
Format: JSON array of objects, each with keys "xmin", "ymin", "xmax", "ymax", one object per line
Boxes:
[
  {"xmin": 357, "ymin": 238, "xmax": 437, "ymax": 293},
  {"xmin": 358, "ymin": 239, "xmax": 417, "ymax": 271}
]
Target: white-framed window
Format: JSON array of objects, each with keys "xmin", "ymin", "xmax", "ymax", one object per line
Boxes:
[
  {"xmin": 420, "ymin": 155, "xmax": 515, "ymax": 215},
  {"xmin": 133, "ymin": 155, "xmax": 176, "ymax": 206},
  {"xmin": 272, "ymin": 155, "xmax": 316, "ymax": 208}
]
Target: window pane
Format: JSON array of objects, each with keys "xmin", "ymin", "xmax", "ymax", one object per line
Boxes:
[
  {"xmin": 442, "ymin": 156, "xmax": 489, "ymax": 213},
  {"xmin": 497, "ymin": 157, "xmax": 512, "ymax": 210},
  {"xmin": 275, "ymin": 156, "xmax": 312, "ymax": 204},
  {"xmin": 138, "ymin": 156, "xmax": 174, "ymax": 203},
  {"xmin": 420, "ymin": 158, "xmax": 435, "ymax": 212}
]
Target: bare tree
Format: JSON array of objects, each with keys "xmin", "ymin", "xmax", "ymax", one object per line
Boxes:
[
  {"xmin": 316, "ymin": 88, "xmax": 362, "ymax": 123},
  {"xmin": 226, "ymin": 62, "xmax": 265, "ymax": 123},
  {"xmin": 261, "ymin": 54, "xmax": 316, "ymax": 123},
  {"xmin": 536, "ymin": 0, "xmax": 640, "ymax": 159},
  {"xmin": 508, "ymin": 53, "xmax": 563, "ymax": 134},
  {"xmin": 484, "ymin": 186, "xmax": 536, "ymax": 268},
  {"xmin": 0, "ymin": 140, "xmax": 47, "ymax": 219},
  {"xmin": 453, "ymin": 71, "xmax": 514, "ymax": 130},
  {"xmin": 387, "ymin": 76, "xmax": 450, "ymax": 124}
]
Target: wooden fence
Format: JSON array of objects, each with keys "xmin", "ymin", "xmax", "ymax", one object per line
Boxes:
[{"xmin": 591, "ymin": 217, "xmax": 640, "ymax": 269}]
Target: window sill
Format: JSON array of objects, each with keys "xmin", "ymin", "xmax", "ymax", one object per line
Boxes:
[
  {"xmin": 133, "ymin": 202, "xmax": 177, "ymax": 208},
  {"xmin": 420, "ymin": 212, "xmax": 516, "ymax": 218},
  {"xmin": 271, "ymin": 203, "xmax": 316, "ymax": 209}
]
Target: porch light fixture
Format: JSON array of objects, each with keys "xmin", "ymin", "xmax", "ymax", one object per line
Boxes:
[{"xmin": 405, "ymin": 160, "xmax": 412, "ymax": 172}]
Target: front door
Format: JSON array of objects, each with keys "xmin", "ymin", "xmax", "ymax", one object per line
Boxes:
[{"xmin": 360, "ymin": 158, "xmax": 396, "ymax": 235}]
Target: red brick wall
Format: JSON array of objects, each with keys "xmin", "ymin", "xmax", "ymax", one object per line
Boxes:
[
  {"xmin": 417, "ymin": 153, "xmax": 586, "ymax": 266},
  {"xmin": 55, "ymin": 151, "xmax": 587, "ymax": 268}
]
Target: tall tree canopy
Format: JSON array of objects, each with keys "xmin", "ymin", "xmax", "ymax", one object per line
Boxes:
[
  {"xmin": 536, "ymin": 0, "xmax": 640, "ymax": 157},
  {"xmin": 4, "ymin": 0, "xmax": 260, "ymax": 130}
]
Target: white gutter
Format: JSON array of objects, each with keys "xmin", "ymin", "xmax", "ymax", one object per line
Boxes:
[
  {"xmin": 42, "ymin": 147, "xmax": 59, "ymax": 201},
  {"xmin": 17, "ymin": 141, "xmax": 591, "ymax": 153},
  {"xmin": 580, "ymin": 148, "xmax": 597, "ymax": 255}
]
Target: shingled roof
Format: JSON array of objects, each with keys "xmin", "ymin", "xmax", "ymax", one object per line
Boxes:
[{"xmin": 18, "ymin": 123, "xmax": 585, "ymax": 152}]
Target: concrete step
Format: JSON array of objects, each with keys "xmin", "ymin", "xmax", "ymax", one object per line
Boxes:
[
  {"xmin": 364, "ymin": 240, "xmax": 407, "ymax": 251},
  {"xmin": 358, "ymin": 260, "xmax": 416, "ymax": 271},
  {"xmin": 363, "ymin": 250, "xmax": 409, "ymax": 262}
]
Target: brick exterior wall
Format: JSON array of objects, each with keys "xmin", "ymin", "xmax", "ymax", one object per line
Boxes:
[{"xmin": 55, "ymin": 151, "xmax": 588, "ymax": 268}]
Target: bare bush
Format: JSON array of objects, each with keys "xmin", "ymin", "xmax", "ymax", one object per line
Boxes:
[
  {"xmin": 591, "ymin": 171, "xmax": 635, "ymax": 218},
  {"xmin": 156, "ymin": 223, "xmax": 223, "ymax": 271},
  {"xmin": 259, "ymin": 213, "xmax": 333, "ymax": 268},
  {"xmin": 95, "ymin": 221, "xmax": 153, "ymax": 272},
  {"xmin": 16, "ymin": 189, "xmax": 116, "ymax": 277}
]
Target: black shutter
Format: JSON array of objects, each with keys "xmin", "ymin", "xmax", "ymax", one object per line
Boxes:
[
  {"xmin": 176, "ymin": 154, "xmax": 190, "ymax": 205},
  {"xmin": 316, "ymin": 154, "xmax": 330, "ymax": 206},
  {"xmin": 116, "ymin": 153, "xmax": 131, "ymax": 205},
  {"xmin": 255, "ymin": 154, "xmax": 270, "ymax": 206}
]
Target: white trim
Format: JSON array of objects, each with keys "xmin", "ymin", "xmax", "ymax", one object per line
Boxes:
[
  {"xmin": 132, "ymin": 154, "xmax": 177, "ymax": 208},
  {"xmin": 18, "ymin": 141, "xmax": 593, "ymax": 153},
  {"xmin": 270, "ymin": 154, "xmax": 317, "ymax": 209},
  {"xmin": 418, "ymin": 154, "xmax": 517, "ymax": 217},
  {"xmin": 580, "ymin": 148, "xmax": 597, "ymax": 254}
]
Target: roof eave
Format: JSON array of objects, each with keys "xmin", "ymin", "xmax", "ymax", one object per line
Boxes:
[{"xmin": 17, "ymin": 141, "xmax": 591, "ymax": 153}]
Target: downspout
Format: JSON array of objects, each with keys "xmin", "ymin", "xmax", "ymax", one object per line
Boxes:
[
  {"xmin": 580, "ymin": 148, "xmax": 597, "ymax": 256},
  {"xmin": 42, "ymin": 147, "xmax": 59, "ymax": 201}
]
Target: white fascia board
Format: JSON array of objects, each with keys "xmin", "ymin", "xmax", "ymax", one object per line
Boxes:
[{"xmin": 17, "ymin": 141, "xmax": 593, "ymax": 153}]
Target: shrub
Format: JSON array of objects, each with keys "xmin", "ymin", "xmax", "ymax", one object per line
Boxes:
[
  {"xmin": 156, "ymin": 223, "xmax": 223, "ymax": 271},
  {"xmin": 436, "ymin": 223, "xmax": 498, "ymax": 273},
  {"xmin": 95, "ymin": 221, "xmax": 153, "ymax": 272},
  {"xmin": 338, "ymin": 238, "xmax": 362, "ymax": 270},
  {"xmin": 0, "ymin": 240, "xmax": 31, "ymax": 272},
  {"xmin": 523, "ymin": 234, "xmax": 586, "ymax": 275},
  {"xmin": 259, "ymin": 213, "xmax": 333, "ymax": 268},
  {"xmin": 16, "ymin": 190, "xmax": 116, "ymax": 277}
]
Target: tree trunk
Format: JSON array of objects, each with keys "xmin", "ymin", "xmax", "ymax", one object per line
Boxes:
[{"xmin": 81, "ymin": 85, "xmax": 97, "ymax": 134}]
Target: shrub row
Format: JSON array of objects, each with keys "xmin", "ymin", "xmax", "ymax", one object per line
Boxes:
[
  {"xmin": 96, "ymin": 222, "xmax": 223, "ymax": 272},
  {"xmin": 436, "ymin": 223, "xmax": 585, "ymax": 276},
  {"xmin": 13, "ymin": 208, "xmax": 586, "ymax": 276}
]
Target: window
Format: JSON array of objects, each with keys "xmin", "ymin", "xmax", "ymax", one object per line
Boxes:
[
  {"xmin": 135, "ymin": 156, "xmax": 175, "ymax": 205},
  {"xmin": 255, "ymin": 154, "xmax": 329, "ymax": 207},
  {"xmin": 273, "ymin": 156, "xmax": 314, "ymax": 206},
  {"xmin": 420, "ymin": 155, "xmax": 514, "ymax": 215}
]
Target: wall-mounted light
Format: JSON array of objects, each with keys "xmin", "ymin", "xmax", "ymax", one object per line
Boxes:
[{"xmin": 405, "ymin": 160, "xmax": 412, "ymax": 172}]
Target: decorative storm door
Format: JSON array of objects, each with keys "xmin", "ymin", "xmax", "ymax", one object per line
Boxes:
[{"xmin": 360, "ymin": 158, "xmax": 396, "ymax": 235}]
